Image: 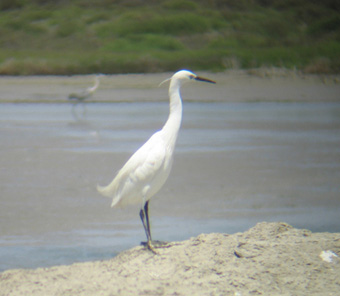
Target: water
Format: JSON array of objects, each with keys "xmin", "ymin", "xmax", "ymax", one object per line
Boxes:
[{"xmin": 1, "ymin": 101, "xmax": 340, "ymax": 271}]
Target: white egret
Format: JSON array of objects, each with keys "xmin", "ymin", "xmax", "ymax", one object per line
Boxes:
[
  {"xmin": 97, "ymin": 70, "xmax": 216, "ymax": 252},
  {"xmin": 68, "ymin": 74, "xmax": 101, "ymax": 102}
]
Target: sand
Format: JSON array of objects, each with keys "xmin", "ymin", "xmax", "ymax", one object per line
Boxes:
[{"xmin": 1, "ymin": 222, "xmax": 339, "ymax": 296}]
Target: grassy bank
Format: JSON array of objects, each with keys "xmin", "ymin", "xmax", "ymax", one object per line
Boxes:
[{"xmin": 0, "ymin": 0, "xmax": 339, "ymax": 75}]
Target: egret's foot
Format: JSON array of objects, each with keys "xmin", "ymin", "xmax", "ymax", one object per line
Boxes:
[
  {"xmin": 141, "ymin": 240, "xmax": 169, "ymax": 248},
  {"xmin": 148, "ymin": 241, "xmax": 159, "ymax": 254},
  {"xmin": 139, "ymin": 240, "xmax": 158, "ymax": 254},
  {"xmin": 141, "ymin": 240, "xmax": 170, "ymax": 253}
]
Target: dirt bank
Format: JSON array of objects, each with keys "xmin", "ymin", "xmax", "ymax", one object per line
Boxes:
[{"xmin": 1, "ymin": 222, "xmax": 339, "ymax": 296}]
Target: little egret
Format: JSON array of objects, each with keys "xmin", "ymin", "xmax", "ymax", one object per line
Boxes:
[
  {"xmin": 97, "ymin": 70, "xmax": 215, "ymax": 252},
  {"xmin": 68, "ymin": 74, "xmax": 101, "ymax": 102}
]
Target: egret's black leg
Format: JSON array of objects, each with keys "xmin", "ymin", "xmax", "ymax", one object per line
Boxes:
[
  {"xmin": 71, "ymin": 103, "xmax": 78, "ymax": 120},
  {"xmin": 81, "ymin": 101, "xmax": 87, "ymax": 117},
  {"xmin": 140, "ymin": 203, "xmax": 157, "ymax": 253},
  {"xmin": 139, "ymin": 207, "xmax": 151, "ymax": 242},
  {"xmin": 140, "ymin": 201, "xmax": 169, "ymax": 252},
  {"xmin": 144, "ymin": 201, "xmax": 152, "ymax": 241}
]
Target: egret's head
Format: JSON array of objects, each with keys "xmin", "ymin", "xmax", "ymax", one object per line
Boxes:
[
  {"xmin": 172, "ymin": 70, "xmax": 216, "ymax": 85},
  {"xmin": 159, "ymin": 70, "xmax": 216, "ymax": 87}
]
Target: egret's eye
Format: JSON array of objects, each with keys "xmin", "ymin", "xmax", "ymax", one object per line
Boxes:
[{"xmin": 189, "ymin": 75, "xmax": 195, "ymax": 80}]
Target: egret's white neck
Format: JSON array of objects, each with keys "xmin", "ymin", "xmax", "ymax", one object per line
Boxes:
[
  {"xmin": 161, "ymin": 79, "xmax": 183, "ymax": 150},
  {"xmin": 89, "ymin": 76, "xmax": 100, "ymax": 93}
]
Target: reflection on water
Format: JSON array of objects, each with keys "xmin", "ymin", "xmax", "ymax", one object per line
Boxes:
[
  {"xmin": 70, "ymin": 102, "xmax": 88, "ymax": 121},
  {"xmin": 0, "ymin": 102, "xmax": 340, "ymax": 271}
]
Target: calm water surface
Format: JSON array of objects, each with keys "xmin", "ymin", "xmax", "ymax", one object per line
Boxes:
[{"xmin": 1, "ymin": 102, "xmax": 340, "ymax": 271}]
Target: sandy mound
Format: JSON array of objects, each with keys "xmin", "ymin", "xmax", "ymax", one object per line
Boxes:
[{"xmin": 1, "ymin": 222, "xmax": 339, "ymax": 296}]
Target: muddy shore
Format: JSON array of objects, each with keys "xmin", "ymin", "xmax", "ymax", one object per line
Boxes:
[{"xmin": 1, "ymin": 69, "xmax": 340, "ymax": 104}]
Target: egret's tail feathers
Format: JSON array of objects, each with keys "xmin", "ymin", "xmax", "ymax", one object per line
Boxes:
[
  {"xmin": 97, "ymin": 184, "xmax": 120, "ymax": 208},
  {"xmin": 68, "ymin": 93, "xmax": 79, "ymax": 100},
  {"xmin": 96, "ymin": 184, "xmax": 111, "ymax": 197}
]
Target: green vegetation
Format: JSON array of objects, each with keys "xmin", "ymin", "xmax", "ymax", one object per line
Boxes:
[{"xmin": 0, "ymin": 0, "xmax": 339, "ymax": 75}]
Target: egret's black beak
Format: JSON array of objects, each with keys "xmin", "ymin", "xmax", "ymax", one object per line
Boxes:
[{"xmin": 195, "ymin": 76, "xmax": 216, "ymax": 84}]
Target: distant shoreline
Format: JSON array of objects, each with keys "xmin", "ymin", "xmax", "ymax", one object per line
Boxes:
[{"xmin": 1, "ymin": 69, "xmax": 340, "ymax": 104}]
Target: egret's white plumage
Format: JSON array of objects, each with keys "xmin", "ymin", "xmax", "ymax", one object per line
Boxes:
[
  {"xmin": 97, "ymin": 70, "xmax": 215, "ymax": 251},
  {"xmin": 68, "ymin": 74, "xmax": 101, "ymax": 101}
]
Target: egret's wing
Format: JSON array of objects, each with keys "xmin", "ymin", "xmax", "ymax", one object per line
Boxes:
[
  {"xmin": 97, "ymin": 132, "xmax": 166, "ymax": 207},
  {"xmin": 132, "ymin": 136, "xmax": 166, "ymax": 183},
  {"xmin": 79, "ymin": 89, "xmax": 91, "ymax": 98}
]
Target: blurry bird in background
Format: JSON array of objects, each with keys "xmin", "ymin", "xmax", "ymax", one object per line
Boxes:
[
  {"xmin": 69, "ymin": 74, "xmax": 102, "ymax": 119},
  {"xmin": 68, "ymin": 74, "xmax": 101, "ymax": 102}
]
